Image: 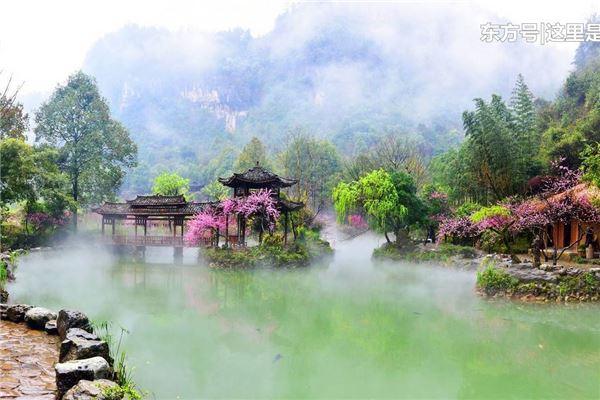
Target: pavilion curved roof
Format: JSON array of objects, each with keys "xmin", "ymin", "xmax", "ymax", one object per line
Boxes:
[
  {"xmin": 94, "ymin": 198, "xmax": 215, "ymax": 217},
  {"xmin": 126, "ymin": 194, "xmax": 187, "ymax": 207},
  {"xmin": 218, "ymin": 165, "xmax": 297, "ymax": 189}
]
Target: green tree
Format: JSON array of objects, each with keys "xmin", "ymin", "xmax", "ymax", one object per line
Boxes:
[
  {"xmin": 234, "ymin": 137, "xmax": 270, "ymax": 171},
  {"xmin": 343, "ymin": 133, "xmax": 428, "ymax": 190},
  {"xmin": 152, "ymin": 172, "xmax": 190, "ymax": 198},
  {"xmin": 0, "ymin": 74, "xmax": 28, "ymax": 140},
  {"xmin": 462, "ymin": 95, "xmax": 522, "ymax": 201},
  {"xmin": 333, "ymin": 169, "xmax": 425, "ymax": 247},
  {"xmin": 201, "ymin": 180, "xmax": 230, "ymax": 201},
  {"xmin": 0, "ymin": 139, "xmax": 37, "ymax": 207},
  {"xmin": 0, "ymin": 140, "xmax": 73, "ymax": 220},
  {"xmin": 582, "ymin": 143, "xmax": 600, "ymax": 189},
  {"xmin": 278, "ymin": 134, "xmax": 341, "ymax": 216},
  {"xmin": 510, "ymin": 74, "xmax": 542, "ymax": 177},
  {"xmin": 34, "ymin": 71, "xmax": 137, "ymax": 228}
]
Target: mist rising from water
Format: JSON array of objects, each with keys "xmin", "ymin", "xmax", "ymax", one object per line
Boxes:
[{"xmin": 7, "ymin": 232, "xmax": 600, "ymax": 399}]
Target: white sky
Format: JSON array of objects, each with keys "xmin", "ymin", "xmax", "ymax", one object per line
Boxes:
[{"xmin": 1, "ymin": 0, "xmax": 599, "ymax": 98}]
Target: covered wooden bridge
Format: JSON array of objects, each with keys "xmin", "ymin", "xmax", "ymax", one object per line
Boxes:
[{"xmin": 93, "ymin": 195, "xmax": 218, "ymax": 248}]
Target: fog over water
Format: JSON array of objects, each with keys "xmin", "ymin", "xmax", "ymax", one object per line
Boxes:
[{"xmin": 8, "ymin": 230, "xmax": 600, "ymax": 399}]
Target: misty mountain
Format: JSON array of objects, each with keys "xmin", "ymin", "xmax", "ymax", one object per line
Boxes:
[{"xmin": 82, "ymin": 2, "xmax": 574, "ymax": 194}]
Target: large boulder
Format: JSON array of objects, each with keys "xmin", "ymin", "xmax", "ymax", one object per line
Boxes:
[
  {"xmin": 24, "ymin": 306, "xmax": 57, "ymax": 330},
  {"xmin": 60, "ymin": 328, "xmax": 111, "ymax": 364},
  {"xmin": 62, "ymin": 379, "xmax": 120, "ymax": 400},
  {"xmin": 55, "ymin": 357, "xmax": 113, "ymax": 397},
  {"xmin": 6, "ymin": 304, "xmax": 34, "ymax": 322},
  {"xmin": 57, "ymin": 309, "xmax": 92, "ymax": 340}
]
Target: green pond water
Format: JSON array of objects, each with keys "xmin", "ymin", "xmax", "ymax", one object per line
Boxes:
[{"xmin": 8, "ymin": 232, "xmax": 600, "ymax": 399}]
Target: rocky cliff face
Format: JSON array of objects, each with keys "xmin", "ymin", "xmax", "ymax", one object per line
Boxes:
[{"xmin": 180, "ymin": 86, "xmax": 247, "ymax": 133}]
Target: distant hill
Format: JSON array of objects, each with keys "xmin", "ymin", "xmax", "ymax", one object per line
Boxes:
[{"xmin": 82, "ymin": 2, "xmax": 574, "ymax": 194}]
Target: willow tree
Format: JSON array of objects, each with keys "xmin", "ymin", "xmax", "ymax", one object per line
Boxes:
[
  {"xmin": 333, "ymin": 169, "xmax": 425, "ymax": 247},
  {"xmin": 34, "ymin": 71, "xmax": 137, "ymax": 228}
]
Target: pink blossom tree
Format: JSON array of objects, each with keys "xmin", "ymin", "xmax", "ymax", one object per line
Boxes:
[
  {"xmin": 185, "ymin": 207, "xmax": 225, "ymax": 246},
  {"xmin": 438, "ymin": 161, "xmax": 600, "ymax": 265},
  {"xmin": 188, "ymin": 189, "xmax": 281, "ymax": 246}
]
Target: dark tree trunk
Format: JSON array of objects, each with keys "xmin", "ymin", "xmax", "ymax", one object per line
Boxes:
[
  {"xmin": 384, "ymin": 232, "xmax": 391, "ymax": 243},
  {"xmin": 72, "ymin": 175, "xmax": 79, "ymax": 231}
]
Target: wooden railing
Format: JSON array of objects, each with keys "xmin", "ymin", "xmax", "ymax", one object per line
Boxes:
[{"xmin": 102, "ymin": 235, "xmax": 238, "ymax": 247}]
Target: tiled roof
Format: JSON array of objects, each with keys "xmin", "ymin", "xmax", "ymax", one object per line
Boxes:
[
  {"xmin": 126, "ymin": 195, "xmax": 187, "ymax": 207},
  {"xmin": 94, "ymin": 201, "xmax": 213, "ymax": 216},
  {"xmin": 218, "ymin": 166, "xmax": 297, "ymax": 188}
]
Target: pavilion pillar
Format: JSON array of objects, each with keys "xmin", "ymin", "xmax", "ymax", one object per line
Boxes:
[
  {"xmin": 144, "ymin": 219, "xmax": 147, "ymax": 237},
  {"xmin": 284, "ymin": 212, "xmax": 289, "ymax": 246},
  {"xmin": 112, "ymin": 218, "xmax": 115, "ymax": 236},
  {"xmin": 225, "ymin": 214, "xmax": 229, "ymax": 247},
  {"xmin": 237, "ymin": 214, "xmax": 241, "ymax": 246},
  {"xmin": 135, "ymin": 221, "xmax": 138, "ymax": 237},
  {"xmin": 101, "ymin": 218, "xmax": 105, "ymax": 235}
]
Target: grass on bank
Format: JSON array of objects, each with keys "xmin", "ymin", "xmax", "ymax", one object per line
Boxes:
[{"xmin": 91, "ymin": 320, "xmax": 143, "ymax": 400}]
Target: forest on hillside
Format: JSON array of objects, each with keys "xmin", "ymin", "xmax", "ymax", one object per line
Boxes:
[{"xmin": 79, "ymin": 3, "xmax": 574, "ymax": 195}]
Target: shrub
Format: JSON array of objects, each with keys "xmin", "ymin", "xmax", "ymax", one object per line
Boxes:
[{"xmin": 476, "ymin": 266, "xmax": 518, "ymax": 292}]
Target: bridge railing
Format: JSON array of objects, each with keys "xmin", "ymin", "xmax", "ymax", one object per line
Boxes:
[{"xmin": 101, "ymin": 235, "xmax": 238, "ymax": 247}]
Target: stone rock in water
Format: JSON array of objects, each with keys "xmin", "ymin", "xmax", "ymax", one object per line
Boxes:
[
  {"xmin": 6, "ymin": 304, "xmax": 34, "ymax": 322},
  {"xmin": 0, "ymin": 303, "xmax": 7, "ymax": 319},
  {"xmin": 57, "ymin": 309, "xmax": 92, "ymax": 340},
  {"xmin": 60, "ymin": 328, "xmax": 111, "ymax": 364},
  {"xmin": 25, "ymin": 307, "xmax": 58, "ymax": 330},
  {"xmin": 62, "ymin": 379, "xmax": 119, "ymax": 400},
  {"xmin": 55, "ymin": 357, "xmax": 113, "ymax": 397},
  {"xmin": 45, "ymin": 319, "xmax": 58, "ymax": 335},
  {"xmin": 0, "ymin": 288, "xmax": 8, "ymax": 303}
]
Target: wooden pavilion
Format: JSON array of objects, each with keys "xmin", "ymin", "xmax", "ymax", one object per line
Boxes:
[
  {"xmin": 541, "ymin": 183, "xmax": 600, "ymax": 259},
  {"xmin": 94, "ymin": 164, "xmax": 303, "ymax": 255},
  {"xmin": 218, "ymin": 163, "xmax": 304, "ymax": 246}
]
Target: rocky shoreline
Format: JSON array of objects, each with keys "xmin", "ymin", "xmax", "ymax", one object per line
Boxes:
[
  {"xmin": 478, "ymin": 255, "xmax": 600, "ymax": 303},
  {"xmin": 1, "ymin": 304, "xmax": 130, "ymax": 399},
  {"xmin": 372, "ymin": 243, "xmax": 600, "ymax": 303}
]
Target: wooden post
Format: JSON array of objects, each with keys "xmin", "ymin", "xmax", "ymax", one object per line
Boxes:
[
  {"xmin": 225, "ymin": 214, "xmax": 229, "ymax": 247},
  {"xmin": 284, "ymin": 212, "xmax": 288, "ymax": 246},
  {"xmin": 237, "ymin": 214, "xmax": 241, "ymax": 246}
]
